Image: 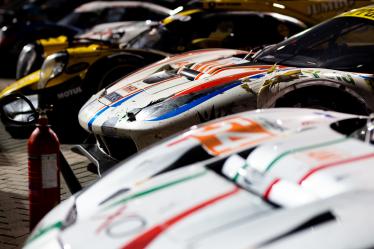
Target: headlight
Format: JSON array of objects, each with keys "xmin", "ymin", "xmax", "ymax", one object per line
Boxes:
[
  {"xmin": 16, "ymin": 44, "xmax": 41, "ymax": 80},
  {"xmin": 38, "ymin": 52, "xmax": 67, "ymax": 89}
]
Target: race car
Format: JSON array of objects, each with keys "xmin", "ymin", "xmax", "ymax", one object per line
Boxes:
[
  {"xmin": 0, "ymin": 8, "xmax": 306, "ymax": 141},
  {"xmin": 77, "ymin": 5, "xmax": 374, "ymax": 164},
  {"xmin": 15, "ymin": 1, "xmax": 174, "ymax": 79},
  {"xmin": 0, "ymin": 0, "xmax": 172, "ymax": 77},
  {"xmin": 23, "ymin": 108, "xmax": 374, "ymax": 249}
]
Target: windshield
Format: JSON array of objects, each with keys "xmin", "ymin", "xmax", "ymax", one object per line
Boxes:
[
  {"xmin": 255, "ymin": 17, "xmax": 374, "ymax": 73},
  {"xmin": 59, "ymin": 7, "xmax": 168, "ymax": 31},
  {"xmin": 58, "ymin": 11, "xmax": 103, "ymax": 30},
  {"xmin": 129, "ymin": 25, "xmax": 188, "ymax": 53}
]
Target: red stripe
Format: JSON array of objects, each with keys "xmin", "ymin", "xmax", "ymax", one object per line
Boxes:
[
  {"xmin": 120, "ymin": 187, "xmax": 240, "ymax": 249},
  {"xmin": 173, "ymin": 71, "xmax": 264, "ymax": 98},
  {"xmin": 298, "ymin": 152, "xmax": 374, "ymax": 185},
  {"xmin": 263, "ymin": 178, "xmax": 281, "ymax": 200},
  {"xmin": 166, "ymin": 136, "xmax": 189, "ymax": 147}
]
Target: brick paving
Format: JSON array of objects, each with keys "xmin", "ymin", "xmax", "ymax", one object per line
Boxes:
[{"xmin": 0, "ymin": 79, "xmax": 98, "ymax": 249}]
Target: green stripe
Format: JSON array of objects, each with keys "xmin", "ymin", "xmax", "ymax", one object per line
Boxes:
[
  {"xmin": 27, "ymin": 170, "xmax": 207, "ymax": 245},
  {"xmin": 233, "ymin": 162, "xmax": 250, "ymax": 182},
  {"xmin": 264, "ymin": 137, "xmax": 347, "ymax": 172},
  {"xmin": 27, "ymin": 221, "xmax": 63, "ymax": 244},
  {"xmin": 105, "ymin": 170, "xmax": 208, "ymax": 209}
]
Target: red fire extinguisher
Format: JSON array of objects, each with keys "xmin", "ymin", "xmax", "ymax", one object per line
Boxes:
[{"xmin": 28, "ymin": 110, "xmax": 60, "ymax": 231}]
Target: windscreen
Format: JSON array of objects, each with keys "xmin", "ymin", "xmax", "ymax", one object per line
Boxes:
[{"xmin": 255, "ymin": 17, "xmax": 374, "ymax": 73}]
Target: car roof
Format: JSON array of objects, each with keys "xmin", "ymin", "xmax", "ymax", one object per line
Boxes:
[{"xmin": 75, "ymin": 1, "xmax": 172, "ymax": 15}]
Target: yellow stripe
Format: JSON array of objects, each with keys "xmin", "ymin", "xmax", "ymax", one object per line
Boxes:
[
  {"xmin": 162, "ymin": 9, "xmax": 202, "ymax": 25},
  {"xmin": 339, "ymin": 6, "xmax": 374, "ymax": 21}
]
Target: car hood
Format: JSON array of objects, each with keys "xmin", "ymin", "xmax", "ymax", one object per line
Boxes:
[
  {"xmin": 78, "ymin": 48, "xmax": 273, "ymax": 142},
  {"xmin": 24, "ymin": 108, "xmax": 374, "ymax": 249}
]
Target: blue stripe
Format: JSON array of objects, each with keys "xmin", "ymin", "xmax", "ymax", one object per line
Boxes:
[
  {"xmin": 148, "ymin": 81, "xmax": 242, "ymax": 121},
  {"xmin": 249, "ymin": 73, "xmax": 265, "ymax": 79},
  {"xmin": 87, "ymin": 91, "xmax": 142, "ymax": 131}
]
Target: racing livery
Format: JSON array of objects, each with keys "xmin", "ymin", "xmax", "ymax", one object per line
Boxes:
[
  {"xmin": 23, "ymin": 108, "xmax": 374, "ymax": 248},
  {"xmin": 77, "ymin": 6, "xmax": 374, "ymax": 161}
]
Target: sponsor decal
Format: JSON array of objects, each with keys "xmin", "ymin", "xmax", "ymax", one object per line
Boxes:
[
  {"xmin": 308, "ymin": 0, "xmax": 355, "ymax": 16},
  {"xmin": 122, "ymin": 85, "xmax": 138, "ymax": 93},
  {"xmin": 105, "ymin": 92, "xmax": 123, "ymax": 102},
  {"xmin": 107, "ymin": 215, "xmax": 146, "ymax": 238},
  {"xmin": 340, "ymin": 6, "xmax": 374, "ymax": 21},
  {"xmin": 57, "ymin": 86, "xmax": 82, "ymax": 99}
]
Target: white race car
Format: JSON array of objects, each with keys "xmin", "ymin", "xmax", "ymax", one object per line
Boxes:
[
  {"xmin": 78, "ymin": 6, "xmax": 374, "ymax": 170},
  {"xmin": 24, "ymin": 108, "xmax": 374, "ymax": 249}
]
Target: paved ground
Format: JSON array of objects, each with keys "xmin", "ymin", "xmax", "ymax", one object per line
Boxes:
[{"xmin": 0, "ymin": 79, "xmax": 98, "ymax": 249}]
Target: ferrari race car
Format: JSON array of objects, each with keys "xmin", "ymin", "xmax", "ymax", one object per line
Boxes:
[
  {"xmin": 23, "ymin": 108, "xmax": 374, "ymax": 248},
  {"xmin": 0, "ymin": 8, "xmax": 306, "ymax": 141},
  {"xmin": 77, "ymin": 6, "xmax": 374, "ymax": 166}
]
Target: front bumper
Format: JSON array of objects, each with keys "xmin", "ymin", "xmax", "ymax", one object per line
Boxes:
[{"xmin": 72, "ymin": 143, "xmax": 118, "ymax": 176}]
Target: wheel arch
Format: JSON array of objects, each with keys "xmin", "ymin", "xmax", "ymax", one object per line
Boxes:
[{"xmin": 260, "ymin": 79, "xmax": 371, "ymax": 115}]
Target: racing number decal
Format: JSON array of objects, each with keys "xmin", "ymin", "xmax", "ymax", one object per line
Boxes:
[
  {"xmin": 106, "ymin": 215, "xmax": 146, "ymax": 238},
  {"xmin": 189, "ymin": 117, "xmax": 274, "ymax": 155}
]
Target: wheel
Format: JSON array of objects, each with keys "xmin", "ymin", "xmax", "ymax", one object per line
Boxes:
[{"xmin": 83, "ymin": 55, "xmax": 145, "ymax": 96}]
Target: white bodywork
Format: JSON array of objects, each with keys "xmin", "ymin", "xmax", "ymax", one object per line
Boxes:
[
  {"xmin": 74, "ymin": 1, "xmax": 172, "ymax": 16},
  {"xmin": 78, "ymin": 48, "xmax": 374, "ymax": 149},
  {"xmin": 24, "ymin": 108, "xmax": 374, "ymax": 249},
  {"xmin": 77, "ymin": 21, "xmax": 158, "ymax": 46}
]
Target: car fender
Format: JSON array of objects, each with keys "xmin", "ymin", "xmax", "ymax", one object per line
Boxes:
[
  {"xmin": 257, "ymin": 68, "xmax": 374, "ymax": 111},
  {"xmin": 0, "ymin": 70, "xmax": 40, "ymax": 98}
]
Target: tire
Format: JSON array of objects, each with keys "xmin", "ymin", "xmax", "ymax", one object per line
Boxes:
[
  {"xmin": 275, "ymin": 86, "xmax": 369, "ymax": 115},
  {"xmin": 83, "ymin": 55, "xmax": 145, "ymax": 96}
]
